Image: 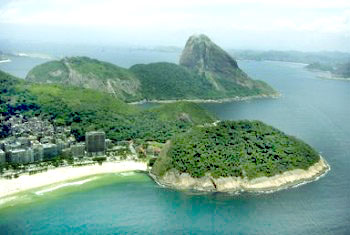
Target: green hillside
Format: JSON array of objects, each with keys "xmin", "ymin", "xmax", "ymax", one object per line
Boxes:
[
  {"xmin": 152, "ymin": 120, "xmax": 320, "ymax": 179},
  {"xmin": 130, "ymin": 62, "xmax": 218, "ymax": 100},
  {"xmin": 1, "ymin": 70, "xmax": 216, "ymax": 142},
  {"xmin": 26, "ymin": 57, "xmax": 142, "ymax": 101}
]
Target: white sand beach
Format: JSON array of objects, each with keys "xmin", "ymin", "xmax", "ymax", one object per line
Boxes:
[{"xmin": 0, "ymin": 161, "xmax": 147, "ymax": 199}]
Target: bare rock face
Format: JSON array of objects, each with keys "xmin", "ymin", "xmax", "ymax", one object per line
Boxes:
[
  {"xmin": 179, "ymin": 34, "xmax": 269, "ymax": 93},
  {"xmin": 180, "ymin": 34, "xmax": 238, "ymax": 74}
]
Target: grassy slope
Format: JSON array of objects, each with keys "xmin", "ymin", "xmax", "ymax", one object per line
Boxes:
[
  {"xmin": 152, "ymin": 120, "xmax": 320, "ymax": 179},
  {"xmin": 1, "ymin": 70, "xmax": 215, "ymax": 142}
]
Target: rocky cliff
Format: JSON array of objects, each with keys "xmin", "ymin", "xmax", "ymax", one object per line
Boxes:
[{"xmin": 180, "ymin": 34, "xmax": 277, "ymax": 96}]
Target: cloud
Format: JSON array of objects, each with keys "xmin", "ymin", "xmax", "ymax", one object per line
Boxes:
[{"xmin": 0, "ymin": 0, "xmax": 349, "ymax": 49}]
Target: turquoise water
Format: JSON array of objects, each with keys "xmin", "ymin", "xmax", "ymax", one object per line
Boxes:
[{"xmin": 0, "ymin": 60, "xmax": 349, "ymax": 234}]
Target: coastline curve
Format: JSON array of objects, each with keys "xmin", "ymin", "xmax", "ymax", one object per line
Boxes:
[{"xmin": 150, "ymin": 155, "xmax": 330, "ymax": 194}]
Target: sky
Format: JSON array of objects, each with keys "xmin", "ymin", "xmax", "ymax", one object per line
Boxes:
[{"xmin": 0, "ymin": 0, "xmax": 349, "ymax": 51}]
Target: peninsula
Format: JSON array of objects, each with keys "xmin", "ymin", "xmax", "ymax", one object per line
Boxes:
[
  {"xmin": 151, "ymin": 121, "xmax": 329, "ymax": 193},
  {"xmin": 306, "ymin": 62, "xmax": 350, "ymax": 81}
]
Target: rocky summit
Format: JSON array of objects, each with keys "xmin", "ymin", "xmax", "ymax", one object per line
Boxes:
[
  {"xmin": 180, "ymin": 34, "xmax": 239, "ymax": 73},
  {"xmin": 180, "ymin": 34, "xmax": 274, "ymax": 94}
]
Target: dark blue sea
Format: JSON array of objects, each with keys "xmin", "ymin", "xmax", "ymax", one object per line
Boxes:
[{"xmin": 0, "ymin": 47, "xmax": 349, "ymax": 234}]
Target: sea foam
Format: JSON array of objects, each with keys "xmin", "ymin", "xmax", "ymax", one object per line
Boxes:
[{"xmin": 35, "ymin": 177, "xmax": 98, "ymax": 196}]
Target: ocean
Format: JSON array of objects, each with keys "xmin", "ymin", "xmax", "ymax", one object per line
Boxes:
[{"xmin": 0, "ymin": 49, "xmax": 349, "ymax": 234}]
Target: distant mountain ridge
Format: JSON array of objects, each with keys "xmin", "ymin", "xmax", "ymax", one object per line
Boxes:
[
  {"xmin": 26, "ymin": 34, "xmax": 277, "ymax": 102},
  {"xmin": 231, "ymin": 49, "xmax": 350, "ymax": 65}
]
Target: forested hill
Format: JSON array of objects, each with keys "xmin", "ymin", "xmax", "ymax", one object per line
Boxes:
[
  {"xmin": 26, "ymin": 57, "xmax": 142, "ymax": 101},
  {"xmin": 1, "ymin": 69, "xmax": 216, "ymax": 142},
  {"xmin": 130, "ymin": 62, "xmax": 217, "ymax": 100},
  {"xmin": 152, "ymin": 120, "xmax": 320, "ymax": 179}
]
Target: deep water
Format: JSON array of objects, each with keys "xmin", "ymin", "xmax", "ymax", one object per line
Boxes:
[{"xmin": 0, "ymin": 58, "xmax": 349, "ymax": 234}]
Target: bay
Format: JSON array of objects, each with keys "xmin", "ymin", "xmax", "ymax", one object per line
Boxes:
[{"xmin": 0, "ymin": 56, "xmax": 349, "ymax": 234}]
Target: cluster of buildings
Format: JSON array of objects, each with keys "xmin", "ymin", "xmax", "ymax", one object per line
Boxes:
[{"xmin": 0, "ymin": 115, "xmax": 109, "ymax": 165}]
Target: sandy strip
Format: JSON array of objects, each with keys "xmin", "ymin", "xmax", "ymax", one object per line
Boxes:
[
  {"xmin": 0, "ymin": 161, "xmax": 147, "ymax": 199},
  {"xmin": 154, "ymin": 156, "xmax": 330, "ymax": 193}
]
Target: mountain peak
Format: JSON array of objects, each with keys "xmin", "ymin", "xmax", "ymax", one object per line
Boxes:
[
  {"xmin": 179, "ymin": 34, "xmax": 276, "ymax": 95},
  {"xmin": 179, "ymin": 34, "xmax": 238, "ymax": 74},
  {"xmin": 187, "ymin": 34, "xmax": 212, "ymax": 43}
]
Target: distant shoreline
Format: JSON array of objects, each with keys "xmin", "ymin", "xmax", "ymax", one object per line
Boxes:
[
  {"xmin": 309, "ymin": 70, "xmax": 350, "ymax": 81},
  {"xmin": 0, "ymin": 160, "xmax": 147, "ymax": 200},
  {"xmin": 151, "ymin": 156, "xmax": 330, "ymax": 194},
  {"xmin": 237, "ymin": 59, "xmax": 308, "ymax": 66},
  {"xmin": 129, "ymin": 93, "xmax": 281, "ymax": 105}
]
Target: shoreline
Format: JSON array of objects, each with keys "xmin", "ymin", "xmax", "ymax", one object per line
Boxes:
[
  {"xmin": 307, "ymin": 69, "xmax": 350, "ymax": 81},
  {"xmin": 151, "ymin": 156, "xmax": 330, "ymax": 194},
  {"xmin": 129, "ymin": 93, "xmax": 281, "ymax": 105},
  {"xmin": 0, "ymin": 160, "xmax": 147, "ymax": 199},
  {"xmin": 0, "ymin": 155, "xmax": 330, "ymax": 199}
]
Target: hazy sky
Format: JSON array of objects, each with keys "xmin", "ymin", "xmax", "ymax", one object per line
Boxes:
[{"xmin": 0, "ymin": 0, "xmax": 349, "ymax": 51}]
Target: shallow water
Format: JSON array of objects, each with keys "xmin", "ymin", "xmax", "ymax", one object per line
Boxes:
[{"xmin": 0, "ymin": 59, "xmax": 349, "ymax": 234}]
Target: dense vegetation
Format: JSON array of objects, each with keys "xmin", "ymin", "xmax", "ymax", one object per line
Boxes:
[
  {"xmin": 152, "ymin": 120, "xmax": 320, "ymax": 179},
  {"xmin": 0, "ymin": 70, "xmax": 216, "ymax": 142},
  {"xmin": 130, "ymin": 62, "xmax": 220, "ymax": 100},
  {"xmin": 26, "ymin": 57, "xmax": 142, "ymax": 101}
]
